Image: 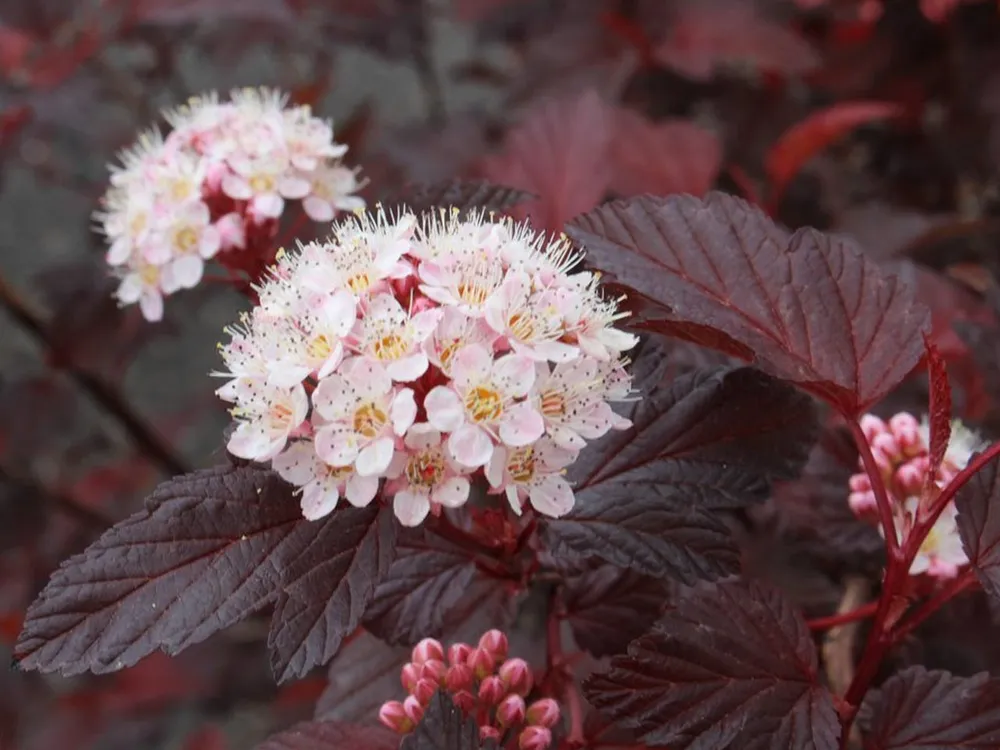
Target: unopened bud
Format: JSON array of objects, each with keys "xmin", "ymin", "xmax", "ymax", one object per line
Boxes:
[
  {"xmin": 499, "ymin": 658, "xmax": 533, "ymax": 696},
  {"xmin": 895, "ymin": 461, "xmax": 926, "ymax": 496},
  {"xmin": 379, "ymin": 700, "xmax": 412, "ymax": 734},
  {"xmin": 420, "ymin": 658, "xmax": 447, "ymax": 684},
  {"xmin": 414, "ymin": 678, "xmax": 438, "ymax": 705},
  {"xmin": 401, "ymin": 662, "xmax": 421, "ymax": 692},
  {"xmin": 889, "ymin": 413, "xmax": 922, "ymax": 455},
  {"xmin": 478, "ymin": 675, "xmax": 505, "ymax": 706},
  {"xmin": 403, "ymin": 695, "xmax": 424, "ymax": 725},
  {"xmin": 848, "ymin": 490, "xmax": 877, "ymax": 518},
  {"xmin": 480, "ymin": 726, "xmax": 502, "ymax": 743},
  {"xmin": 448, "ymin": 642, "xmax": 472, "ymax": 666},
  {"xmin": 519, "ymin": 726, "xmax": 552, "ymax": 750},
  {"xmin": 412, "ymin": 638, "xmax": 444, "ymax": 665},
  {"xmin": 467, "ymin": 646, "xmax": 496, "ymax": 680},
  {"xmin": 848, "ymin": 473, "xmax": 871, "ymax": 493},
  {"xmin": 453, "ymin": 689, "xmax": 476, "ymax": 713},
  {"xmin": 871, "ymin": 433, "xmax": 901, "ymax": 469},
  {"xmin": 478, "ymin": 629, "xmax": 509, "ymax": 662},
  {"xmin": 445, "ymin": 663, "xmax": 473, "ymax": 692},
  {"xmin": 860, "ymin": 414, "xmax": 887, "ymax": 443},
  {"xmin": 497, "ymin": 694, "xmax": 526, "ymax": 726},
  {"xmin": 526, "ymin": 698, "xmax": 560, "ymax": 728}
]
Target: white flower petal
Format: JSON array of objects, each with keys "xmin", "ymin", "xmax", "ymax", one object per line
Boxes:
[
  {"xmin": 356, "ymin": 437, "xmax": 394, "ymax": 477},
  {"xmin": 425, "ymin": 386, "xmax": 465, "ymax": 433},
  {"xmin": 448, "ymin": 424, "xmax": 493, "ymax": 468},
  {"xmin": 394, "ymin": 489, "xmax": 430, "ymax": 527},
  {"xmin": 431, "ymin": 477, "xmax": 470, "ymax": 508}
]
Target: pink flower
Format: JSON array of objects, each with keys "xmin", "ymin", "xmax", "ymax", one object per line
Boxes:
[
  {"xmin": 222, "ymin": 153, "xmax": 306, "ymax": 219},
  {"xmin": 425, "ymin": 344, "xmax": 544, "ymax": 468},
  {"xmin": 157, "ymin": 201, "xmax": 222, "ymax": 292},
  {"xmin": 385, "ymin": 425, "xmax": 470, "ymax": 526},
  {"xmin": 312, "ymin": 358, "xmax": 416, "ymax": 476},
  {"xmin": 227, "ymin": 381, "xmax": 309, "ymax": 461},
  {"xmin": 424, "ymin": 307, "xmax": 497, "ymax": 377},
  {"xmin": 487, "ymin": 438, "xmax": 577, "ymax": 518},
  {"xmin": 271, "ymin": 441, "xmax": 378, "ymax": 519},
  {"xmin": 484, "ymin": 271, "xmax": 578, "ymax": 362},
  {"xmin": 352, "ymin": 293, "xmax": 442, "ymax": 382},
  {"xmin": 901, "ymin": 499, "xmax": 968, "ymax": 578},
  {"xmin": 419, "ymin": 253, "xmax": 507, "ymax": 317},
  {"xmin": 533, "ymin": 358, "xmax": 631, "ymax": 451},
  {"xmin": 116, "ymin": 259, "xmax": 166, "ymax": 322},
  {"xmin": 302, "ymin": 164, "xmax": 366, "ymax": 221}
]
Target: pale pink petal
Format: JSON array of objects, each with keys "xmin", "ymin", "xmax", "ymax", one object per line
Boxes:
[
  {"xmin": 486, "ymin": 447, "xmax": 507, "ymax": 488},
  {"xmin": 199, "ymin": 225, "xmax": 222, "ymax": 258},
  {"xmin": 139, "ymin": 292, "xmax": 164, "ymax": 322},
  {"xmin": 391, "ymin": 388, "xmax": 417, "ymax": 436},
  {"xmin": 575, "ymin": 402, "xmax": 615, "ymax": 439},
  {"xmin": 253, "ymin": 192, "xmax": 284, "ymax": 218},
  {"xmin": 301, "ymin": 482, "xmax": 340, "ymax": 520},
  {"xmin": 419, "ymin": 284, "xmax": 459, "ymax": 306},
  {"xmin": 529, "ymin": 475, "xmax": 575, "ymax": 517},
  {"xmin": 107, "ymin": 237, "xmax": 131, "ymax": 265},
  {"xmin": 271, "ymin": 442, "xmax": 317, "ymax": 485},
  {"xmin": 410, "ymin": 309, "xmax": 444, "ymax": 341},
  {"xmin": 499, "ymin": 402, "xmax": 544, "ymax": 447},
  {"xmin": 448, "ymin": 424, "xmax": 493, "ymax": 468},
  {"xmin": 345, "ymin": 473, "xmax": 380, "ymax": 507},
  {"xmin": 312, "ymin": 373, "xmax": 352, "ymax": 419},
  {"xmin": 314, "ymin": 425, "xmax": 360, "ymax": 466},
  {"xmin": 228, "ymin": 422, "xmax": 271, "ymax": 460},
  {"xmin": 431, "ymin": 477, "xmax": 470, "ymax": 508},
  {"xmin": 599, "ymin": 327, "xmax": 639, "ymax": 353},
  {"xmin": 343, "ymin": 357, "xmax": 392, "ymax": 399},
  {"xmin": 316, "ymin": 342, "xmax": 345, "ymax": 379},
  {"xmin": 335, "ymin": 194, "xmax": 367, "ymax": 212},
  {"xmin": 549, "ymin": 425, "xmax": 586, "ymax": 451},
  {"xmin": 425, "ymin": 386, "xmax": 465, "ymax": 432},
  {"xmin": 289, "ymin": 384, "xmax": 310, "ymax": 425},
  {"xmin": 324, "ymin": 290, "xmax": 359, "ymax": 335},
  {"xmin": 387, "ymin": 352, "xmax": 428, "ymax": 382},
  {"xmin": 117, "ymin": 275, "xmax": 143, "ymax": 304},
  {"xmin": 534, "ymin": 340, "xmax": 580, "ymax": 363},
  {"xmin": 451, "ymin": 344, "xmax": 493, "ymax": 388},
  {"xmin": 267, "ymin": 358, "xmax": 312, "ymax": 388},
  {"xmin": 142, "ymin": 240, "xmax": 173, "ymax": 265},
  {"xmin": 217, "ymin": 212, "xmax": 246, "ymax": 249},
  {"xmin": 303, "ymin": 195, "xmax": 335, "ymax": 222},
  {"xmin": 278, "ymin": 175, "xmax": 312, "ymax": 199},
  {"xmin": 506, "ymin": 486, "xmax": 523, "ymax": 515},
  {"xmin": 492, "ymin": 353, "xmax": 536, "ymax": 397},
  {"xmin": 222, "ymin": 173, "xmax": 253, "ymax": 200},
  {"xmin": 356, "ymin": 437, "xmax": 394, "ymax": 477},
  {"xmin": 394, "ymin": 489, "xmax": 431, "ymax": 527},
  {"xmin": 404, "ymin": 423, "xmax": 442, "ymax": 451},
  {"xmin": 171, "ymin": 255, "xmax": 204, "ymax": 289}
]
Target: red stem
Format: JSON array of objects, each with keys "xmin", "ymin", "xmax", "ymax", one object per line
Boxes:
[
  {"xmin": 546, "ymin": 598, "xmax": 585, "ymax": 749},
  {"xmin": 847, "ymin": 420, "xmax": 901, "ymax": 558},
  {"xmin": 891, "ymin": 569, "xmax": 977, "ymax": 641},
  {"xmin": 927, "ymin": 440, "xmax": 1000, "ymax": 520},
  {"xmin": 807, "ymin": 601, "xmax": 879, "ymax": 632}
]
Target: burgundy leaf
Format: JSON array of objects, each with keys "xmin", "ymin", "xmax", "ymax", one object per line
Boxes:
[
  {"xmin": 387, "ymin": 179, "xmax": 534, "ymax": 219},
  {"xmin": 567, "ymin": 192, "xmax": 931, "ymax": 415},
  {"xmin": 584, "ymin": 579, "xmax": 840, "ymax": 750},
  {"xmin": 924, "ymin": 338, "xmax": 952, "ymax": 478},
  {"xmin": 955, "ymin": 452, "xmax": 1000, "ymax": 606},
  {"xmin": 402, "ymin": 690, "xmax": 480, "ymax": 750},
  {"xmin": 610, "ymin": 109, "xmax": 722, "ymax": 198},
  {"xmin": 15, "ymin": 465, "xmax": 312, "ymax": 675},
  {"xmin": 316, "ymin": 631, "xmax": 410, "ymax": 724},
  {"xmin": 363, "ymin": 527, "xmax": 478, "ymax": 646},
  {"xmin": 859, "ymin": 666, "xmax": 1000, "ymax": 748},
  {"xmin": 479, "ymin": 90, "xmax": 613, "ymax": 232},
  {"xmin": 267, "ymin": 505, "xmax": 397, "ymax": 682},
  {"xmin": 542, "ymin": 348, "xmax": 816, "ymax": 582},
  {"xmin": 562, "ymin": 566, "xmax": 669, "ymax": 658},
  {"xmin": 255, "ymin": 720, "xmax": 397, "ymax": 750}
]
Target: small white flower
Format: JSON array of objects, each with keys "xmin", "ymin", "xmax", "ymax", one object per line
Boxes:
[
  {"xmin": 272, "ymin": 441, "xmax": 379, "ymax": 519},
  {"xmin": 227, "ymin": 380, "xmax": 309, "ymax": 461},
  {"xmin": 533, "ymin": 358, "xmax": 632, "ymax": 451},
  {"xmin": 302, "ymin": 164, "xmax": 365, "ymax": 221},
  {"xmin": 352, "ymin": 294, "xmax": 441, "ymax": 382},
  {"xmin": 484, "ymin": 270, "xmax": 578, "ymax": 362},
  {"xmin": 116, "ymin": 260, "xmax": 166, "ymax": 322},
  {"xmin": 424, "ymin": 306, "xmax": 497, "ymax": 377},
  {"xmin": 901, "ymin": 499, "xmax": 969, "ymax": 578},
  {"xmin": 157, "ymin": 201, "xmax": 222, "ymax": 291},
  {"xmin": 386, "ymin": 424, "xmax": 470, "ymax": 526},
  {"xmin": 486, "ymin": 438, "xmax": 577, "ymax": 517}
]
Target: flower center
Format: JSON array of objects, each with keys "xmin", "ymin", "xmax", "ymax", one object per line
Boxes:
[
  {"xmin": 139, "ymin": 264, "xmax": 160, "ymax": 286},
  {"xmin": 170, "ymin": 179, "xmax": 194, "ymax": 201},
  {"xmin": 507, "ymin": 446, "xmax": 536, "ymax": 483},
  {"xmin": 250, "ymin": 174, "xmax": 275, "ymax": 193},
  {"xmin": 353, "ymin": 402, "xmax": 388, "ymax": 438},
  {"xmin": 175, "ymin": 226, "xmax": 199, "ymax": 253},
  {"xmin": 465, "ymin": 385, "xmax": 503, "ymax": 423},
  {"xmin": 373, "ymin": 332, "xmax": 407, "ymax": 361},
  {"xmin": 307, "ymin": 334, "xmax": 333, "ymax": 361},
  {"xmin": 346, "ymin": 272, "xmax": 372, "ymax": 294},
  {"xmin": 269, "ymin": 402, "xmax": 295, "ymax": 431},
  {"xmin": 508, "ymin": 312, "xmax": 535, "ymax": 341},
  {"xmin": 540, "ymin": 389, "xmax": 566, "ymax": 418},
  {"xmin": 129, "ymin": 212, "xmax": 148, "ymax": 237},
  {"xmin": 438, "ymin": 339, "xmax": 462, "ymax": 371},
  {"xmin": 322, "ymin": 463, "xmax": 355, "ymax": 481},
  {"xmin": 405, "ymin": 449, "xmax": 446, "ymax": 488}
]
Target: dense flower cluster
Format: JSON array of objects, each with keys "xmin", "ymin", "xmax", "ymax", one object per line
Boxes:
[
  {"xmin": 214, "ymin": 207, "xmax": 636, "ymax": 526},
  {"xmin": 849, "ymin": 412, "xmax": 982, "ymax": 578},
  {"xmin": 97, "ymin": 87, "xmax": 364, "ymax": 321},
  {"xmin": 379, "ymin": 632, "xmax": 560, "ymax": 749}
]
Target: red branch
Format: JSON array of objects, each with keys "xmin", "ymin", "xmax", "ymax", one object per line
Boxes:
[
  {"xmin": 847, "ymin": 420, "xmax": 900, "ymax": 558},
  {"xmin": 807, "ymin": 600, "xmax": 879, "ymax": 632}
]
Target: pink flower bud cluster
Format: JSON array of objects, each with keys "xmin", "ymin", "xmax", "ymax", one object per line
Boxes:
[
  {"xmin": 378, "ymin": 632, "xmax": 560, "ymax": 749},
  {"xmin": 98, "ymin": 87, "xmax": 364, "ymax": 321},
  {"xmin": 849, "ymin": 412, "xmax": 983, "ymax": 578},
  {"xmin": 214, "ymin": 206, "xmax": 636, "ymax": 526}
]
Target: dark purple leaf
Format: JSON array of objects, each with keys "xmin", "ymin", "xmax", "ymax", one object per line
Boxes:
[
  {"xmin": 316, "ymin": 631, "xmax": 410, "ymax": 724},
  {"xmin": 860, "ymin": 666, "xmax": 1000, "ymax": 748},
  {"xmin": 924, "ymin": 338, "xmax": 952, "ymax": 478},
  {"xmin": 401, "ymin": 691, "xmax": 480, "ymax": 750},
  {"xmin": 542, "ymin": 349, "xmax": 817, "ymax": 582},
  {"xmin": 562, "ymin": 566, "xmax": 669, "ymax": 658},
  {"xmin": 255, "ymin": 721, "xmax": 397, "ymax": 750},
  {"xmin": 363, "ymin": 527, "xmax": 478, "ymax": 646},
  {"xmin": 268, "ymin": 505, "xmax": 397, "ymax": 682},
  {"xmin": 15, "ymin": 465, "xmax": 313, "ymax": 675},
  {"xmin": 584, "ymin": 578, "xmax": 840, "ymax": 750},
  {"xmin": 567, "ymin": 192, "xmax": 931, "ymax": 416},
  {"xmin": 956, "ymin": 451, "xmax": 1000, "ymax": 606},
  {"xmin": 388, "ymin": 179, "xmax": 534, "ymax": 219}
]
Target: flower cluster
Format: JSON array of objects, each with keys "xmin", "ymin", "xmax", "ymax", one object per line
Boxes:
[
  {"xmin": 849, "ymin": 412, "xmax": 982, "ymax": 578},
  {"xmin": 378, "ymin": 632, "xmax": 560, "ymax": 750},
  {"xmin": 214, "ymin": 207, "xmax": 636, "ymax": 526},
  {"xmin": 98, "ymin": 87, "xmax": 364, "ymax": 321}
]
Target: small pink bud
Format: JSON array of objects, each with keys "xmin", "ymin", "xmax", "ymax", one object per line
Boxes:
[
  {"xmin": 448, "ymin": 642, "xmax": 472, "ymax": 666},
  {"xmin": 445, "ymin": 663, "xmax": 474, "ymax": 692},
  {"xmin": 412, "ymin": 638, "xmax": 445, "ymax": 665},
  {"xmin": 478, "ymin": 629, "xmax": 509, "ymax": 662},
  {"xmin": 871, "ymin": 433, "xmax": 901, "ymax": 469},
  {"xmin": 848, "ymin": 472, "xmax": 871, "ymax": 493},
  {"xmin": 478, "ymin": 675, "xmax": 506, "ymax": 706},
  {"xmin": 379, "ymin": 700, "xmax": 412, "ymax": 734},
  {"xmin": 895, "ymin": 462, "xmax": 926, "ymax": 496},
  {"xmin": 499, "ymin": 658, "xmax": 533, "ymax": 696},
  {"xmin": 889, "ymin": 412, "xmax": 922, "ymax": 454},
  {"xmin": 519, "ymin": 726, "xmax": 552, "ymax": 750},
  {"xmin": 848, "ymin": 490, "xmax": 877, "ymax": 518},
  {"xmin": 480, "ymin": 726, "xmax": 502, "ymax": 743},
  {"xmin": 401, "ymin": 662, "xmax": 421, "ymax": 692},
  {"xmin": 403, "ymin": 695, "xmax": 424, "ymax": 725},
  {"xmin": 526, "ymin": 698, "xmax": 561, "ymax": 728},
  {"xmin": 452, "ymin": 689, "xmax": 476, "ymax": 713},
  {"xmin": 414, "ymin": 678, "xmax": 438, "ymax": 705},
  {"xmin": 497, "ymin": 694, "xmax": 526, "ymax": 726},
  {"xmin": 860, "ymin": 414, "xmax": 887, "ymax": 443},
  {"xmin": 467, "ymin": 646, "xmax": 496, "ymax": 680},
  {"xmin": 420, "ymin": 658, "xmax": 447, "ymax": 684}
]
